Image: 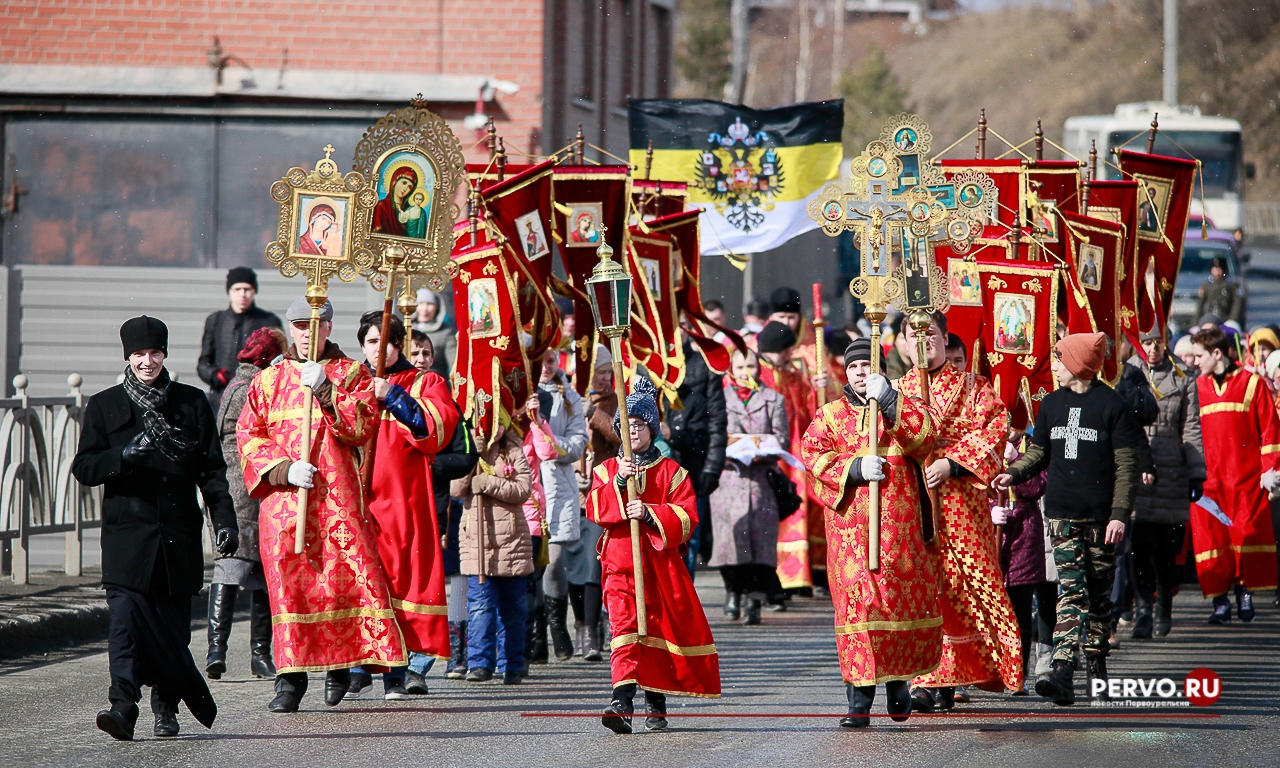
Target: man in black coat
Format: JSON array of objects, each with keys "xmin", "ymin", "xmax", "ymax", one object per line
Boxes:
[
  {"xmin": 72, "ymin": 316, "xmax": 238, "ymax": 741},
  {"xmin": 198, "ymin": 266, "xmax": 282, "ymax": 408},
  {"xmin": 667, "ymin": 335, "xmax": 728, "ymax": 573}
]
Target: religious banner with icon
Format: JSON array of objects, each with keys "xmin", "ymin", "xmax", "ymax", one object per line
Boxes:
[
  {"xmin": 479, "ymin": 160, "xmax": 563, "ymax": 367},
  {"xmin": 1061, "ymin": 211, "xmax": 1126, "ymax": 384},
  {"xmin": 1022, "ymin": 160, "xmax": 1082, "ymax": 262},
  {"xmin": 629, "ymin": 99, "xmax": 844, "ymax": 256},
  {"xmin": 1117, "ymin": 150, "xmax": 1198, "ymax": 340},
  {"xmin": 626, "ymin": 228, "xmax": 686, "ymax": 396},
  {"xmin": 352, "ymin": 100, "xmax": 467, "ymax": 292},
  {"xmin": 551, "ymin": 165, "xmax": 631, "ymax": 394},
  {"xmin": 1088, "ymin": 179, "xmax": 1155, "ymax": 350},
  {"xmin": 978, "ymin": 260, "xmax": 1060, "ymax": 430},
  {"xmin": 450, "ymin": 231, "xmax": 533, "ymax": 449},
  {"xmin": 939, "ymin": 159, "xmax": 1023, "ymax": 230}
]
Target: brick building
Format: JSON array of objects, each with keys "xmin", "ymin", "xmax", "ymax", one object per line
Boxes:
[{"xmin": 0, "ymin": 0, "xmax": 674, "ymax": 394}]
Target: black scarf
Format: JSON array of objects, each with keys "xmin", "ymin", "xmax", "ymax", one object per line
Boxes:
[
  {"xmin": 123, "ymin": 366, "xmax": 198, "ymax": 463},
  {"xmin": 623, "ymin": 443, "xmax": 664, "ymax": 467}
]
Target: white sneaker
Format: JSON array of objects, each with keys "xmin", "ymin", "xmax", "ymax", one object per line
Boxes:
[{"xmin": 384, "ymin": 681, "xmax": 409, "ymax": 700}]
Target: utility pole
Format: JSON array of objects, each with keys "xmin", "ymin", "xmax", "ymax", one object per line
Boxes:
[
  {"xmin": 795, "ymin": 0, "xmax": 810, "ymax": 102},
  {"xmin": 831, "ymin": 0, "xmax": 844, "ymax": 93},
  {"xmin": 728, "ymin": 0, "xmax": 748, "ymax": 103},
  {"xmin": 1163, "ymin": 0, "xmax": 1178, "ymax": 105}
]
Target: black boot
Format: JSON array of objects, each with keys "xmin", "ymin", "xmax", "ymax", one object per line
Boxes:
[
  {"xmin": 885, "ymin": 680, "xmax": 912, "ymax": 722},
  {"xmin": 724, "ymin": 591, "xmax": 741, "ymax": 620},
  {"xmin": 574, "ymin": 622, "xmax": 586, "ymax": 658},
  {"xmin": 152, "ymin": 690, "xmax": 180, "ymax": 738},
  {"xmin": 934, "ymin": 687, "xmax": 955, "ymax": 711},
  {"xmin": 1236, "ymin": 586, "xmax": 1256, "ymax": 622},
  {"xmin": 269, "ymin": 673, "xmax": 307, "ymax": 713},
  {"xmin": 583, "ymin": 623, "xmax": 603, "ymax": 662},
  {"xmin": 446, "ymin": 621, "xmax": 468, "ymax": 679},
  {"xmin": 324, "ymin": 670, "xmax": 350, "ymax": 707},
  {"xmin": 205, "ymin": 583, "xmax": 237, "ymax": 679},
  {"xmin": 909, "ymin": 686, "xmax": 936, "ymax": 713},
  {"xmin": 1154, "ymin": 589, "xmax": 1173, "ymax": 637},
  {"xmin": 1035, "ymin": 660, "xmax": 1076, "ymax": 706},
  {"xmin": 1131, "ymin": 592, "xmax": 1154, "ymax": 639},
  {"xmin": 644, "ymin": 690, "xmax": 668, "ymax": 731},
  {"xmin": 249, "ymin": 589, "xmax": 276, "ymax": 678},
  {"xmin": 547, "ymin": 597, "xmax": 574, "ymax": 661},
  {"xmin": 1086, "ymin": 655, "xmax": 1109, "ymax": 701},
  {"xmin": 96, "ymin": 701, "xmax": 138, "ymax": 741},
  {"xmin": 603, "ymin": 684, "xmax": 636, "ymax": 734},
  {"xmin": 840, "ymin": 684, "xmax": 874, "ymax": 728},
  {"xmin": 742, "ymin": 597, "xmax": 762, "ymax": 626},
  {"xmin": 529, "ymin": 610, "xmax": 549, "ymax": 665},
  {"xmin": 1208, "ymin": 595, "xmax": 1232, "ymax": 624}
]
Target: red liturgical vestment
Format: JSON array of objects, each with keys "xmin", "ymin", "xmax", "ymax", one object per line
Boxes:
[
  {"xmin": 587, "ymin": 456, "xmax": 721, "ymax": 697},
  {"xmin": 1194, "ymin": 369, "xmax": 1280, "ymax": 596},
  {"xmin": 238, "ymin": 348, "xmax": 407, "ymax": 673},
  {"xmin": 366, "ymin": 363, "xmax": 459, "ymax": 658},
  {"xmin": 897, "ymin": 364, "xmax": 1022, "ymax": 692},
  {"xmin": 802, "ymin": 392, "xmax": 944, "ymax": 686}
]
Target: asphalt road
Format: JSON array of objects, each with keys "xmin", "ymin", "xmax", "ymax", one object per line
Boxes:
[{"xmin": 1, "ymin": 573, "xmax": 1276, "ymax": 768}]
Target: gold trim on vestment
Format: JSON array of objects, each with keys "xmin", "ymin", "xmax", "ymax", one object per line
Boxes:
[
  {"xmin": 776, "ymin": 539, "xmax": 810, "ymax": 552},
  {"xmin": 268, "ymin": 406, "xmax": 324, "ymax": 423},
  {"xmin": 277, "ymin": 658, "xmax": 409, "ymax": 674},
  {"xmin": 271, "ymin": 607, "xmax": 398, "ymax": 625},
  {"xmin": 1200, "ymin": 402, "xmax": 1247, "ymax": 415},
  {"xmin": 835, "ymin": 616, "xmax": 944, "ymax": 634},
  {"xmin": 668, "ymin": 467, "xmax": 688, "ymax": 495},
  {"xmin": 608, "ymin": 677, "xmax": 723, "ymax": 698},
  {"xmin": 610, "ymin": 633, "xmax": 718, "ymax": 657},
  {"xmin": 669, "ymin": 503, "xmax": 692, "ymax": 543},
  {"xmin": 1196, "ymin": 544, "xmax": 1277, "ymax": 562},
  {"xmin": 1262, "ymin": 444, "xmax": 1280, "ymax": 455},
  {"xmin": 391, "ymin": 598, "xmax": 449, "ymax": 615},
  {"xmin": 1244, "ymin": 375, "xmax": 1260, "ymax": 408},
  {"xmin": 650, "ymin": 507, "xmax": 670, "ymax": 549},
  {"xmin": 844, "ymin": 662, "xmax": 941, "ymax": 688}
]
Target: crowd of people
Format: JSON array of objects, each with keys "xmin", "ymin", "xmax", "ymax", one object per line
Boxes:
[{"xmin": 73, "ymin": 267, "xmax": 1277, "ymax": 740}]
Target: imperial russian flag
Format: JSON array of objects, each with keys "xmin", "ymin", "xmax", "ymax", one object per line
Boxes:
[{"xmin": 628, "ymin": 99, "xmax": 844, "ymax": 256}]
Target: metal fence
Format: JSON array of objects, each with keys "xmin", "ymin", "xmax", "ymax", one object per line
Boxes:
[{"xmin": 0, "ymin": 374, "xmax": 101, "ymax": 584}]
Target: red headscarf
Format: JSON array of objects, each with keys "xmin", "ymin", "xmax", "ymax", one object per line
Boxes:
[{"xmin": 238, "ymin": 327, "xmax": 286, "ymax": 369}]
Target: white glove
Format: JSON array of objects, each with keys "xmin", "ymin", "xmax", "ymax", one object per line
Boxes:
[
  {"xmin": 288, "ymin": 461, "xmax": 317, "ymax": 489},
  {"xmin": 300, "ymin": 361, "xmax": 326, "ymax": 391},
  {"xmin": 865, "ymin": 373, "xmax": 893, "ymax": 404},
  {"xmin": 861, "ymin": 455, "xmax": 886, "ymax": 482},
  {"xmin": 1263, "ymin": 469, "xmax": 1280, "ymax": 493},
  {"xmin": 991, "ymin": 505, "xmax": 1008, "ymax": 525},
  {"xmin": 1004, "ymin": 441, "xmax": 1019, "ymax": 462}
]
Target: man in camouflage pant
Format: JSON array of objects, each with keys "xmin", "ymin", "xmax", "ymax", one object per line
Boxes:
[
  {"xmin": 995, "ymin": 333, "xmax": 1140, "ymax": 706},
  {"xmin": 1048, "ymin": 520, "xmax": 1117, "ymax": 665}
]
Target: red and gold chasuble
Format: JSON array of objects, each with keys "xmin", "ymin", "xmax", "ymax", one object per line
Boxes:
[
  {"xmin": 587, "ymin": 457, "xmax": 721, "ymax": 697},
  {"xmin": 897, "ymin": 364, "xmax": 1022, "ymax": 692},
  {"xmin": 802, "ymin": 393, "xmax": 943, "ymax": 686},
  {"xmin": 758, "ymin": 356, "xmax": 818, "ymax": 588},
  {"xmin": 365, "ymin": 364, "xmax": 460, "ymax": 658},
  {"xmin": 1194, "ymin": 369, "xmax": 1280, "ymax": 596},
  {"xmin": 238, "ymin": 351, "xmax": 407, "ymax": 673}
]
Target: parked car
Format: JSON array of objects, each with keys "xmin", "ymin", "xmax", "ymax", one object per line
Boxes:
[{"xmin": 1168, "ymin": 226, "xmax": 1248, "ymax": 332}]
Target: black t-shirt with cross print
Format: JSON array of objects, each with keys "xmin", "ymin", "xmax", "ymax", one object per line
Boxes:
[{"xmin": 1028, "ymin": 380, "xmax": 1142, "ymax": 521}]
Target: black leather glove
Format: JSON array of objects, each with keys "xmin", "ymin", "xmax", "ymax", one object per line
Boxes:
[
  {"xmin": 698, "ymin": 470, "xmax": 721, "ymax": 497},
  {"xmin": 1189, "ymin": 479, "xmax": 1204, "ymax": 503},
  {"xmin": 215, "ymin": 528, "xmax": 239, "ymax": 557},
  {"xmin": 121, "ymin": 433, "xmax": 156, "ymax": 465}
]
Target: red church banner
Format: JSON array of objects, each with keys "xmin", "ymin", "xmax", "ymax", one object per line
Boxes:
[
  {"xmin": 1088, "ymin": 179, "xmax": 1154, "ymax": 351},
  {"xmin": 1061, "ymin": 211, "xmax": 1126, "ymax": 384},
  {"xmin": 978, "ymin": 260, "xmax": 1060, "ymax": 430}
]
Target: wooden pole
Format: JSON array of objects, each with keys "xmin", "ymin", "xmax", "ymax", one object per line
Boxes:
[
  {"xmin": 360, "ymin": 264, "xmax": 399, "ymax": 492},
  {"xmin": 1034, "ymin": 119, "xmax": 1044, "ymax": 161},
  {"xmin": 496, "ymin": 137, "xmax": 507, "ymax": 182},
  {"xmin": 575, "ymin": 124, "xmax": 585, "ymax": 164},
  {"xmin": 812, "ymin": 282, "xmax": 827, "ymax": 409},
  {"xmin": 644, "ymin": 140, "xmax": 654, "ymax": 180},
  {"xmin": 610, "ymin": 333, "xmax": 647, "ymax": 636},
  {"xmin": 908, "ymin": 310, "xmax": 941, "ymax": 543},
  {"xmin": 293, "ymin": 289, "xmax": 326, "ymax": 555},
  {"xmin": 1082, "ymin": 139, "xmax": 1098, "ymax": 211},
  {"xmin": 1146, "ymin": 113, "xmax": 1159, "ymax": 153},
  {"xmin": 864, "ymin": 302, "xmax": 886, "ymax": 572}
]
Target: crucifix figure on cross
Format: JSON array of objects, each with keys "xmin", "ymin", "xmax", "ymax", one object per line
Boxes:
[
  {"xmin": 1050, "ymin": 407, "xmax": 1098, "ymax": 459},
  {"xmin": 845, "ymin": 178, "xmax": 909, "ymax": 277}
]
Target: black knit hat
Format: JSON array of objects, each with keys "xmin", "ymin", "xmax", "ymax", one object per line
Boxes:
[
  {"xmin": 770, "ymin": 286, "xmax": 802, "ymax": 315},
  {"xmin": 226, "ymin": 266, "xmax": 258, "ymax": 292},
  {"xmin": 756, "ymin": 321, "xmax": 797, "ymax": 353},
  {"xmin": 843, "ymin": 336, "xmax": 885, "ymax": 369},
  {"xmin": 120, "ymin": 316, "xmax": 168, "ymax": 359}
]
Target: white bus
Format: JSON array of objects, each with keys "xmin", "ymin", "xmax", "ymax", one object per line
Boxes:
[{"xmin": 1064, "ymin": 102, "xmax": 1249, "ymax": 237}]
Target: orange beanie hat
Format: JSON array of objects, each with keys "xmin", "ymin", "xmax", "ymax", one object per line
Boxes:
[{"xmin": 1055, "ymin": 332, "xmax": 1108, "ymax": 380}]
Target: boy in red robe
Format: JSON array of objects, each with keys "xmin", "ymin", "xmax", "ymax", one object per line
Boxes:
[
  {"xmin": 587, "ymin": 378, "xmax": 720, "ymax": 734},
  {"xmin": 801, "ymin": 338, "xmax": 942, "ymax": 727},
  {"xmin": 350, "ymin": 311, "xmax": 459, "ymax": 699},
  {"xmin": 897, "ymin": 312, "xmax": 1021, "ymax": 710},
  {"xmin": 1190, "ymin": 326, "xmax": 1280, "ymax": 623}
]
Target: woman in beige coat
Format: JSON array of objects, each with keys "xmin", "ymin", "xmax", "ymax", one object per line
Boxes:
[{"xmin": 451, "ymin": 428, "xmax": 533, "ymax": 684}]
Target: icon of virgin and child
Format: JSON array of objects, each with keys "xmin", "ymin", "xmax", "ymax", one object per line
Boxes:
[{"xmin": 371, "ymin": 152, "xmax": 435, "ymax": 241}]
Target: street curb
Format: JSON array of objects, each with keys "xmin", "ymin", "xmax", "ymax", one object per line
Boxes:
[{"xmin": 0, "ymin": 585, "xmax": 210, "ymax": 661}]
